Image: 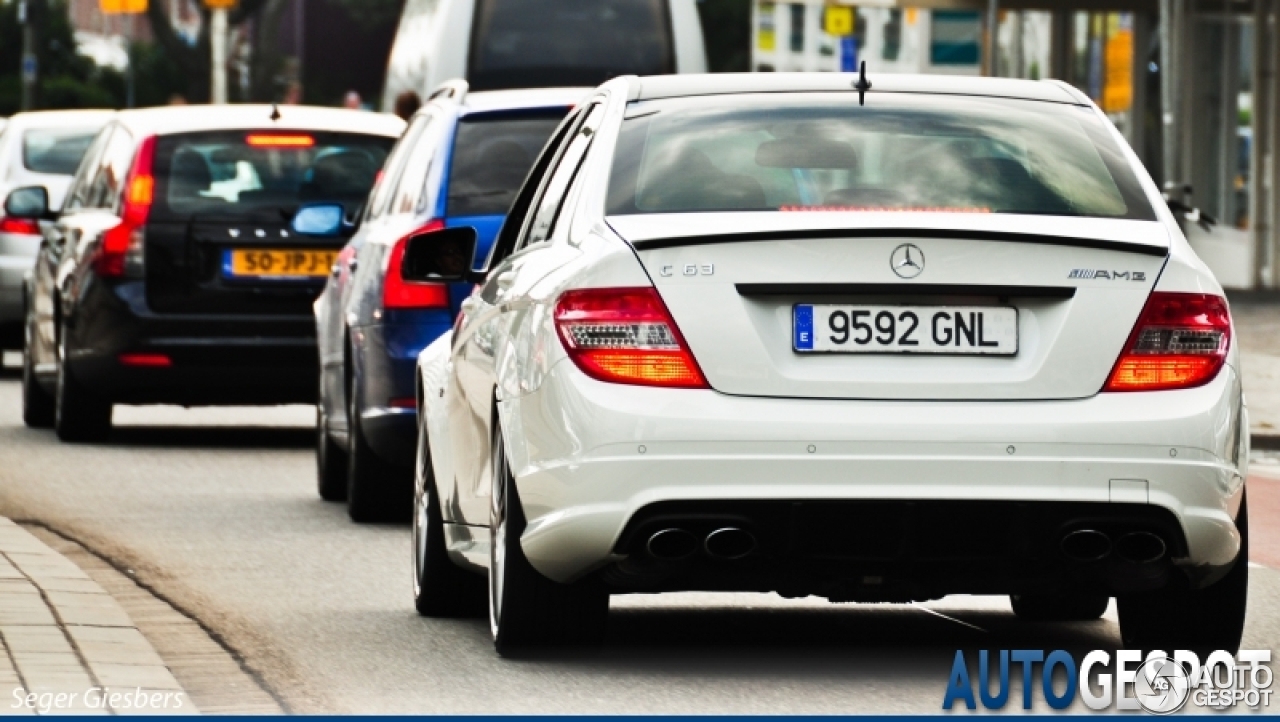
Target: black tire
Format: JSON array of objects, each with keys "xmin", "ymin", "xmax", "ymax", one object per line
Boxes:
[
  {"xmin": 316, "ymin": 403, "xmax": 347, "ymax": 502},
  {"xmin": 489, "ymin": 424, "xmax": 608, "ymax": 655},
  {"xmin": 413, "ymin": 412, "xmax": 485, "ymax": 617},
  {"xmin": 54, "ymin": 331, "xmax": 111, "ymax": 443},
  {"xmin": 1010, "ymin": 592, "xmax": 1109, "ymax": 621},
  {"xmin": 346, "ymin": 376, "xmax": 410, "ymax": 523},
  {"xmin": 22, "ymin": 349, "xmax": 54, "ymax": 429},
  {"xmin": 1118, "ymin": 497, "xmax": 1249, "ymax": 656}
]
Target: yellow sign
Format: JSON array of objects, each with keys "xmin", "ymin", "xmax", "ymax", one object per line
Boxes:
[
  {"xmin": 824, "ymin": 6, "xmax": 855, "ymax": 37},
  {"xmin": 99, "ymin": 0, "xmax": 147, "ymax": 14},
  {"xmin": 1102, "ymin": 29, "xmax": 1133, "ymax": 112},
  {"xmin": 202, "ymin": 0, "xmax": 238, "ymax": 8},
  {"xmin": 757, "ymin": 2, "xmax": 776, "ymax": 51}
]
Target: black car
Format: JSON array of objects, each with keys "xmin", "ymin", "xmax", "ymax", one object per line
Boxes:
[{"xmin": 6, "ymin": 105, "xmax": 405, "ymax": 441}]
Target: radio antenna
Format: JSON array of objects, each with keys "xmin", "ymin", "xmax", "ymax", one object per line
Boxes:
[{"xmin": 853, "ymin": 61, "xmax": 872, "ymax": 106}]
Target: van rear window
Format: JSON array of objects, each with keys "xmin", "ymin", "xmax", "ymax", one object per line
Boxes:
[
  {"xmin": 468, "ymin": 0, "xmax": 673, "ymax": 91},
  {"xmin": 152, "ymin": 131, "xmax": 394, "ymax": 219}
]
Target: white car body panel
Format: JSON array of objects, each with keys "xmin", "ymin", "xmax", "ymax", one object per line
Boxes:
[{"xmin": 416, "ymin": 75, "xmax": 1247, "ymax": 604}]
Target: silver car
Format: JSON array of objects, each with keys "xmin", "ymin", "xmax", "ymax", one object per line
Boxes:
[{"xmin": 0, "ymin": 110, "xmax": 113, "ymax": 347}]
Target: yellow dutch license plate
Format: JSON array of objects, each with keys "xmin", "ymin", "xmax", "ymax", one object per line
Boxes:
[{"xmin": 226, "ymin": 249, "xmax": 337, "ymax": 279}]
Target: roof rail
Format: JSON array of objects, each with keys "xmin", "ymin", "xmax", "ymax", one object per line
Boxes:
[{"xmin": 428, "ymin": 79, "xmax": 470, "ymax": 103}]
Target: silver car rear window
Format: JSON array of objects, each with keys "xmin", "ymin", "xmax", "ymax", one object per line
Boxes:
[
  {"xmin": 22, "ymin": 127, "xmax": 99, "ymax": 175},
  {"xmin": 606, "ymin": 93, "xmax": 1156, "ymax": 221}
]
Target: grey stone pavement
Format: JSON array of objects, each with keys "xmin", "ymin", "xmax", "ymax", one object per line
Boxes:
[{"xmin": 0, "ymin": 518, "xmax": 193, "ymax": 716}]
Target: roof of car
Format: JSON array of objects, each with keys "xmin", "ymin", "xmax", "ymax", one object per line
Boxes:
[
  {"xmin": 3, "ymin": 109, "xmax": 116, "ymax": 129},
  {"xmin": 112, "ymin": 104, "xmax": 406, "ymax": 138},
  {"xmin": 453, "ymin": 87, "xmax": 590, "ymax": 116},
  {"xmin": 626, "ymin": 73, "xmax": 1089, "ymax": 105}
]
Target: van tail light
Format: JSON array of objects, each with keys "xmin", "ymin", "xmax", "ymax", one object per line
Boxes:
[
  {"xmin": 383, "ymin": 219, "xmax": 449, "ymax": 310},
  {"xmin": 554, "ymin": 287, "xmax": 709, "ymax": 389},
  {"xmin": 1103, "ymin": 292, "xmax": 1231, "ymax": 392},
  {"xmin": 96, "ymin": 135, "xmax": 156, "ymax": 278},
  {"xmin": 0, "ymin": 216, "xmax": 40, "ymax": 236}
]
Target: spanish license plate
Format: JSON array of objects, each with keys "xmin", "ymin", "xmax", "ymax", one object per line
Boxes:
[
  {"xmin": 224, "ymin": 249, "xmax": 337, "ymax": 279},
  {"xmin": 794, "ymin": 304, "xmax": 1018, "ymax": 355}
]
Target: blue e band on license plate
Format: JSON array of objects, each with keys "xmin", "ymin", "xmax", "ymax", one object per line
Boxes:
[{"xmin": 794, "ymin": 304, "xmax": 1018, "ymax": 356}]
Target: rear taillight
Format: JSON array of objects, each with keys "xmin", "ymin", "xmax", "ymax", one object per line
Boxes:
[
  {"xmin": 96, "ymin": 136, "xmax": 156, "ymax": 278},
  {"xmin": 554, "ymin": 287, "xmax": 708, "ymax": 389},
  {"xmin": 383, "ymin": 219, "xmax": 449, "ymax": 310},
  {"xmin": 1103, "ymin": 292, "xmax": 1231, "ymax": 392},
  {"xmin": 0, "ymin": 216, "xmax": 40, "ymax": 236}
]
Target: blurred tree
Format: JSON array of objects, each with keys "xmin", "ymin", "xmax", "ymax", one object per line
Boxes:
[
  {"xmin": 698, "ymin": 0, "xmax": 750, "ymax": 72},
  {"xmin": 144, "ymin": 0, "xmax": 272, "ymax": 103},
  {"xmin": 0, "ymin": 0, "xmax": 127, "ymax": 114}
]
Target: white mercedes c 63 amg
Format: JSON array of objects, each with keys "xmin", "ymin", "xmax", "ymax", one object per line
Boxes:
[{"xmin": 405, "ymin": 72, "xmax": 1248, "ymax": 656}]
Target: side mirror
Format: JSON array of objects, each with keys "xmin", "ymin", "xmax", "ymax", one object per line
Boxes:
[
  {"xmin": 5, "ymin": 186, "xmax": 50, "ymax": 220},
  {"xmin": 401, "ymin": 226, "xmax": 481, "ymax": 283},
  {"xmin": 291, "ymin": 203, "xmax": 347, "ymax": 237}
]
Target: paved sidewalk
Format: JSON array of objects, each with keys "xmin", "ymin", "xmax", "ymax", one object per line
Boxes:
[{"xmin": 0, "ymin": 518, "xmax": 194, "ymax": 715}]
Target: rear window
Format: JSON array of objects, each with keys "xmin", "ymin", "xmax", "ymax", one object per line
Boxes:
[
  {"xmin": 606, "ymin": 94, "xmax": 1156, "ymax": 220},
  {"xmin": 446, "ymin": 113, "xmax": 566, "ymax": 217},
  {"xmin": 468, "ymin": 0, "xmax": 673, "ymax": 91},
  {"xmin": 152, "ymin": 131, "xmax": 394, "ymax": 219},
  {"xmin": 23, "ymin": 127, "xmax": 100, "ymax": 175}
]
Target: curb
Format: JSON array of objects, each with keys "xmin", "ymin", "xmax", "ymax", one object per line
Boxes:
[{"xmin": 0, "ymin": 518, "xmax": 195, "ymax": 715}]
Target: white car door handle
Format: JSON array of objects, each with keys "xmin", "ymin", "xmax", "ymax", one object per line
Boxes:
[{"xmin": 497, "ymin": 271, "xmax": 517, "ymax": 291}]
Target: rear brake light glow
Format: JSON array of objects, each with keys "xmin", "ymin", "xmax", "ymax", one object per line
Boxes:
[
  {"xmin": 96, "ymin": 135, "xmax": 157, "ymax": 278},
  {"xmin": 118, "ymin": 352, "xmax": 172, "ymax": 368},
  {"xmin": 0, "ymin": 216, "xmax": 40, "ymax": 236},
  {"xmin": 383, "ymin": 219, "xmax": 449, "ymax": 310},
  {"xmin": 1103, "ymin": 292, "xmax": 1231, "ymax": 392},
  {"xmin": 388, "ymin": 397, "xmax": 416, "ymax": 409},
  {"xmin": 554, "ymin": 287, "xmax": 708, "ymax": 389},
  {"xmin": 246, "ymin": 134, "xmax": 315, "ymax": 148}
]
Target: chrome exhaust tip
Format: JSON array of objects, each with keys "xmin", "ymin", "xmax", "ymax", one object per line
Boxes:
[
  {"xmin": 646, "ymin": 528, "xmax": 699, "ymax": 560},
  {"xmin": 1060, "ymin": 529, "xmax": 1112, "ymax": 562},
  {"xmin": 1115, "ymin": 532, "xmax": 1167, "ymax": 564},
  {"xmin": 704, "ymin": 527, "xmax": 757, "ymax": 560}
]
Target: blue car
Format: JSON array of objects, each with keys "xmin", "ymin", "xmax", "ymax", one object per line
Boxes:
[{"xmin": 310, "ymin": 84, "xmax": 580, "ymax": 521}]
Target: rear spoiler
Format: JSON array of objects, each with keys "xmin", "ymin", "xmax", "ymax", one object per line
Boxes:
[{"xmin": 620, "ymin": 227, "xmax": 1168, "ymax": 258}]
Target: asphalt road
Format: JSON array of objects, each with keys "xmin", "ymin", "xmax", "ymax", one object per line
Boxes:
[{"xmin": 0, "ymin": 369, "xmax": 1277, "ymax": 714}]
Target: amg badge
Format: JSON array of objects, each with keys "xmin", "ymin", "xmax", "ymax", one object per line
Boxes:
[{"xmin": 1068, "ymin": 269, "xmax": 1146, "ymax": 281}]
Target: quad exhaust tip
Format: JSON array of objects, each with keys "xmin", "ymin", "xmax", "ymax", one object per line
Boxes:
[
  {"xmin": 705, "ymin": 527, "xmax": 757, "ymax": 560},
  {"xmin": 647, "ymin": 528, "xmax": 699, "ymax": 560},
  {"xmin": 1060, "ymin": 529, "xmax": 1112, "ymax": 562}
]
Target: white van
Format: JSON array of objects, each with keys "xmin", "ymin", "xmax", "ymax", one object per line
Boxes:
[{"xmin": 381, "ymin": 0, "xmax": 707, "ymax": 110}]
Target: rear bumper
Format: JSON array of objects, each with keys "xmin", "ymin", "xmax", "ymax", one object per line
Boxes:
[
  {"xmin": 351, "ymin": 318, "xmax": 450, "ymax": 466},
  {"xmin": 0, "ymin": 230, "xmax": 39, "ymax": 323},
  {"xmin": 62, "ymin": 280, "xmax": 318, "ymax": 405},
  {"xmin": 501, "ymin": 360, "xmax": 1247, "ymax": 591}
]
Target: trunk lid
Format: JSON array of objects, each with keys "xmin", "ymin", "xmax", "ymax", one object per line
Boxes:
[{"xmin": 610, "ymin": 212, "xmax": 1170, "ymax": 401}]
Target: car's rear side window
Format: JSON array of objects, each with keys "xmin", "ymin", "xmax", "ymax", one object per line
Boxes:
[
  {"xmin": 606, "ymin": 94, "xmax": 1156, "ymax": 220},
  {"xmin": 446, "ymin": 112, "xmax": 566, "ymax": 217},
  {"xmin": 22, "ymin": 127, "xmax": 100, "ymax": 175},
  {"xmin": 151, "ymin": 131, "xmax": 394, "ymax": 220}
]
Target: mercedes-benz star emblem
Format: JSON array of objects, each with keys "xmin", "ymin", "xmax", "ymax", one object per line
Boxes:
[
  {"xmin": 890, "ymin": 243, "xmax": 925, "ymax": 279},
  {"xmin": 1134, "ymin": 657, "xmax": 1192, "ymax": 715}
]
